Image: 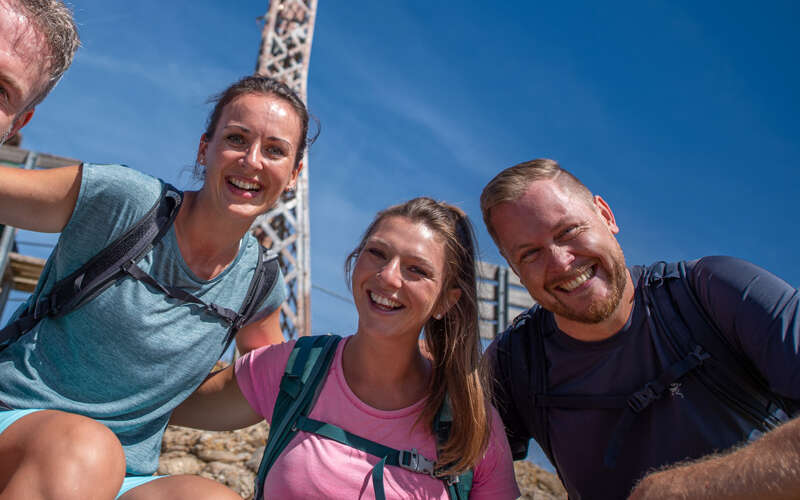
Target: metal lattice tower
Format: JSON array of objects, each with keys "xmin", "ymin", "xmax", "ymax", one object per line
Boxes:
[{"xmin": 253, "ymin": 0, "xmax": 317, "ymax": 338}]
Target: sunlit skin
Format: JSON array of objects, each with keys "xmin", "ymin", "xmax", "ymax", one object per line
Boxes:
[
  {"xmin": 0, "ymin": 0, "xmax": 49, "ymax": 141},
  {"xmin": 195, "ymin": 93, "xmax": 303, "ymax": 223},
  {"xmin": 490, "ymin": 179, "xmax": 634, "ymax": 341},
  {"xmin": 344, "ymin": 216, "xmax": 460, "ymax": 410},
  {"xmin": 173, "ymin": 93, "xmax": 303, "ymax": 280}
]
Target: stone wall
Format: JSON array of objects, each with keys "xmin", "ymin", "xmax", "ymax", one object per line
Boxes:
[{"xmin": 158, "ymin": 423, "xmax": 566, "ymax": 499}]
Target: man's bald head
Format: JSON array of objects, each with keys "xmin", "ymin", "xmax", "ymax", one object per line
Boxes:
[{"xmin": 480, "ymin": 158, "xmax": 594, "ymax": 247}]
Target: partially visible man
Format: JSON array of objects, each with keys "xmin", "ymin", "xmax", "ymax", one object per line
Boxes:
[
  {"xmin": 482, "ymin": 158, "xmax": 800, "ymax": 499},
  {"xmin": 0, "ymin": 0, "xmax": 79, "ymax": 144}
]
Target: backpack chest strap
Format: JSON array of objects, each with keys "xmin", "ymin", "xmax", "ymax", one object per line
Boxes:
[
  {"xmin": 122, "ymin": 260, "xmax": 241, "ymax": 325},
  {"xmin": 295, "ymin": 415, "xmax": 436, "ymax": 500}
]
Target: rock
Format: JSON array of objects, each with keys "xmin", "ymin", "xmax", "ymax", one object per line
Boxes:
[
  {"xmin": 246, "ymin": 446, "xmax": 265, "ymax": 472},
  {"xmin": 157, "ymin": 451, "xmax": 205, "ymax": 476},
  {"xmin": 201, "ymin": 461, "xmax": 254, "ymax": 499},
  {"xmin": 514, "ymin": 461, "xmax": 567, "ymax": 499},
  {"xmin": 197, "ymin": 449, "xmax": 251, "ymax": 463}
]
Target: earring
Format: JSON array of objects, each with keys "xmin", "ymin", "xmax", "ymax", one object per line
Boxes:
[
  {"xmin": 434, "ymin": 313, "xmax": 443, "ymax": 320},
  {"xmin": 284, "ymin": 186, "xmax": 295, "ymax": 193}
]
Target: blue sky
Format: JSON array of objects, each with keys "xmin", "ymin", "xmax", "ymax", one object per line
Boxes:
[{"xmin": 7, "ymin": 0, "xmax": 799, "ymax": 335}]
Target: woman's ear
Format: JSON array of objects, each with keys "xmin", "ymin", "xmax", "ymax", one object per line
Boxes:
[
  {"xmin": 434, "ymin": 288, "xmax": 462, "ymax": 319},
  {"xmin": 196, "ymin": 134, "xmax": 209, "ymax": 165}
]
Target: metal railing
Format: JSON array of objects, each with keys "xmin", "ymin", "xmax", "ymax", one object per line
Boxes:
[{"xmin": 477, "ymin": 261, "xmax": 535, "ymax": 339}]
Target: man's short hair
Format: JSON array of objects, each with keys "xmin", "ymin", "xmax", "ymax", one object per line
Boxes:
[
  {"xmin": 480, "ymin": 158, "xmax": 593, "ymax": 246},
  {"xmin": 12, "ymin": 0, "xmax": 80, "ymax": 108}
]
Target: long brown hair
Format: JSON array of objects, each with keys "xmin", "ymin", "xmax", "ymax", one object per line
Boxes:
[{"xmin": 345, "ymin": 197, "xmax": 489, "ymax": 476}]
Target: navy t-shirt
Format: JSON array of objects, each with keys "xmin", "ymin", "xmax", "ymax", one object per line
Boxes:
[{"xmin": 489, "ymin": 257, "xmax": 800, "ymax": 499}]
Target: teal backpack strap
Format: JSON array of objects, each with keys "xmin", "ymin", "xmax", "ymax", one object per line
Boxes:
[
  {"xmin": 294, "ymin": 415, "xmax": 437, "ymax": 500},
  {"xmin": 433, "ymin": 396, "xmax": 473, "ymax": 500},
  {"xmin": 252, "ymin": 334, "xmax": 342, "ymax": 500}
]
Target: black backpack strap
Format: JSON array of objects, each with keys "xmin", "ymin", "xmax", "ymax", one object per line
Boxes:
[
  {"xmin": 0, "ymin": 183, "xmax": 182, "ymax": 350},
  {"xmin": 120, "ymin": 238, "xmax": 280, "ymax": 354},
  {"xmin": 600, "ymin": 345, "xmax": 710, "ymax": 467},
  {"xmin": 494, "ymin": 307, "xmax": 564, "ymax": 479},
  {"xmin": 221, "ymin": 244, "xmax": 280, "ymax": 351},
  {"xmin": 663, "ymin": 261, "xmax": 795, "ymax": 429}
]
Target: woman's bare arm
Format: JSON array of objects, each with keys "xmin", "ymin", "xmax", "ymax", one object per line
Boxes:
[
  {"xmin": 170, "ymin": 365, "xmax": 262, "ymax": 431},
  {"xmin": 236, "ymin": 308, "xmax": 284, "ymax": 355}
]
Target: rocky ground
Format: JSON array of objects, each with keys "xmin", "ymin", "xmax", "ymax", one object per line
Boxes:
[{"xmin": 158, "ymin": 422, "xmax": 567, "ymax": 499}]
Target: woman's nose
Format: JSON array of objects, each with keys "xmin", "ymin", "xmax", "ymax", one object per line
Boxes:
[{"xmin": 378, "ymin": 259, "xmax": 402, "ymax": 288}]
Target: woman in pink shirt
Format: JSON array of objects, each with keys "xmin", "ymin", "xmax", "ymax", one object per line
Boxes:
[{"xmin": 173, "ymin": 197, "xmax": 520, "ymax": 499}]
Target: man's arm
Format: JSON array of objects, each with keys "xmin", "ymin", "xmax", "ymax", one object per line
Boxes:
[
  {"xmin": 631, "ymin": 256, "xmax": 800, "ymax": 499},
  {"xmin": 629, "ymin": 416, "xmax": 800, "ymax": 499}
]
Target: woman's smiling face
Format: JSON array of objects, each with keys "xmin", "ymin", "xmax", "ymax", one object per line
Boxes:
[
  {"xmin": 197, "ymin": 92, "xmax": 303, "ymax": 221},
  {"xmin": 352, "ymin": 216, "xmax": 453, "ymax": 341}
]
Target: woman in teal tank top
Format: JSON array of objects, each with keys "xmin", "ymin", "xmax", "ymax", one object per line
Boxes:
[{"xmin": 0, "ymin": 76, "xmax": 314, "ymax": 500}]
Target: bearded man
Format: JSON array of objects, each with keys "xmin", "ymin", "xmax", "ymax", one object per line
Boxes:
[{"xmin": 483, "ymin": 158, "xmax": 800, "ymax": 499}]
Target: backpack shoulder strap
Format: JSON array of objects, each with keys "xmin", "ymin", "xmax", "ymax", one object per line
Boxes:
[
  {"xmin": 221, "ymin": 245, "xmax": 281, "ymax": 351},
  {"xmin": 499, "ymin": 307, "xmax": 556, "ymax": 459},
  {"xmin": 253, "ymin": 334, "xmax": 342, "ymax": 500},
  {"xmin": 660, "ymin": 261, "xmax": 795, "ymax": 429},
  {"xmin": 433, "ymin": 396, "xmax": 473, "ymax": 500},
  {"xmin": 0, "ymin": 182, "xmax": 182, "ymax": 349}
]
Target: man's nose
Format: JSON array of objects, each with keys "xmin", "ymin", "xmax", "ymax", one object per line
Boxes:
[{"xmin": 549, "ymin": 244, "xmax": 575, "ymax": 271}]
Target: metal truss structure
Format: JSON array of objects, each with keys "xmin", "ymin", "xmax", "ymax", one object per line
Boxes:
[{"xmin": 253, "ymin": 0, "xmax": 318, "ymax": 338}]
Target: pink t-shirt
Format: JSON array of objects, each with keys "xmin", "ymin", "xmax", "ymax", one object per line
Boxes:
[{"xmin": 236, "ymin": 337, "xmax": 520, "ymax": 500}]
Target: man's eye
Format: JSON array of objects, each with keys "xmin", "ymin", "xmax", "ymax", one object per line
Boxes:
[
  {"xmin": 520, "ymin": 248, "xmax": 539, "ymax": 263},
  {"xmin": 559, "ymin": 225, "xmax": 579, "ymax": 240}
]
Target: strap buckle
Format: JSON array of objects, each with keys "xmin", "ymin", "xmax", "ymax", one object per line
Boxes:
[
  {"xmin": 689, "ymin": 345, "xmax": 711, "ymax": 364},
  {"xmin": 398, "ymin": 448, "xmax": 435, "ymax": 475},
  {"xmin": 627, "ymin": 382, "xmax": 661, "ymax": 413},
  {"xmin": 32, "ymin": 295, "xmax": 57, "ymax": 320}
]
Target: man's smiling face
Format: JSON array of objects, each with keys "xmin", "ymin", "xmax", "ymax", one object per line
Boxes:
[
  {"xmin": 491, "ymin": 178, "xmax": 629, "ymax": 325},
  {"xmin": 0, "ymin": 1, "xmax": 50, "ymax": 142}
]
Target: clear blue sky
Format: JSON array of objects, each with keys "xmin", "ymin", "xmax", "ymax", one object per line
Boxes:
[{"xmin": 7, "ymin": 0, "xmax": 799, "ymax": 338}]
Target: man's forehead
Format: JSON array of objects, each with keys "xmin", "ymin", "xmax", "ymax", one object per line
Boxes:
[
  {"xmin": 512, "ymin": 179, "xmax": 585, "ymax": 214},
  {"xmin": 0, "ymin": 2, "xmax": 50, "ymax": 99},
  {"xmin": 0, "ymin": 2, "xmax": 46, "ymax": 56}
]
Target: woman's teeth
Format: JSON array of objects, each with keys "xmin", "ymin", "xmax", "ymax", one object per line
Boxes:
[
  {"xmin": 558, "ymin": 266, "xmax": 596, "ymax": 292},
  {"xmin": 370, "ymin": 292, "xmax": 402, "ymax": 309},
  {"xmin": 228, "ymin": 177, "xmax": 261, "ymax": 191}
]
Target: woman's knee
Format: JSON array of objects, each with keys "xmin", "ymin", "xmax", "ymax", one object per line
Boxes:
[
  {"xmin": 119, "ymin": 475, "xmax": 242, "ymax": 500},
  {"xmin": 18, "ymin": 410, "xmax": 125, "ymax": 498}
]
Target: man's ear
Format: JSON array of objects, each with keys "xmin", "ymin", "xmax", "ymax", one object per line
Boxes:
[
  {"xmin": 593, "ymin": 195, "xmax": 619, "ymax": 235},
  {"xmin": 9, "ymin": 109, "xmax": 34, "ymax": 137}
]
